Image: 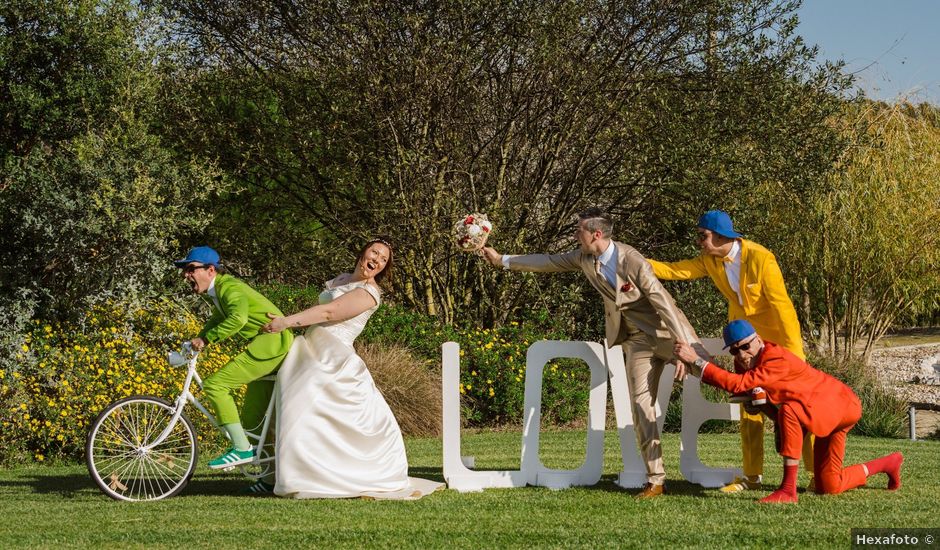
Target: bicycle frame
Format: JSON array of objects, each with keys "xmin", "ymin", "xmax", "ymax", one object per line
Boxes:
[{"xmin": 144, "ymin": 348, "xmax": 278, "ymax": 475}]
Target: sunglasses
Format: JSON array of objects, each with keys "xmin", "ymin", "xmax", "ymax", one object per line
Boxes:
[
  {"xmin": 182, "ymin": 264, "xmax": 212, "ymax": 274},
  {"xmin": 729, "ymin": 336, "xmax": 757, "ymax": 356}
]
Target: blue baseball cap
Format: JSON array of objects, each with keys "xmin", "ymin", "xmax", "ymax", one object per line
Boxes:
[
  {"xmin": 174, "ymin": 246, "xmax": 220, "ymax": 268},
  {"xmin": 698, "ymin": 210, "xmax": 742, "ymax": 239},
  {"xmin": 722, "ymin": 319, "xmax": 756, "ymax": 349}
]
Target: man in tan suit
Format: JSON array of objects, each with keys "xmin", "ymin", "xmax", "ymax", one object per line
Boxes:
[{"xmin": 482, "ymin": 207, "xmax": 707, "ymax": 498}]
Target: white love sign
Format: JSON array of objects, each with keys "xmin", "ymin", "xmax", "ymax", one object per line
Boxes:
[{"xmin": 442, "ymin": 338, "xmax": 742, "ymax": 492}]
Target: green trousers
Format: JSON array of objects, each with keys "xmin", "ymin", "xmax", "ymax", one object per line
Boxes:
[{"xmin": 203, "ymin": 332, "xmax": 293, "ymax": 428}]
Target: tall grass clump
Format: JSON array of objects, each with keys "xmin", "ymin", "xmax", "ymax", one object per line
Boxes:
[
  {"xmin": 357, "ymin": 342, "xmax": 442, "ymax": 436},
  {"xmin": 810, "ymin": 353, "xmax": 907, "ymax": 438}
]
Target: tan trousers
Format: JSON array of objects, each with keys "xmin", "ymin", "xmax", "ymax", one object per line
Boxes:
[{"xmin": 622, "ymin": 331, "xmax": 675, "ymax": 486}]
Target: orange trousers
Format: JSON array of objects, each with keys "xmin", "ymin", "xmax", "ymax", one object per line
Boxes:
[
  {"xmin": 740, "ymin": 406, "xmax": 814, "ymax": 477},
  {"xmin": 777, "ymin": 402, "xmax": 866, "ymax": 494}
]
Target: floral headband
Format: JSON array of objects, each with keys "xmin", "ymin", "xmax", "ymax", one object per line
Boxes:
[{"xmin": 367, "ymin": 237, "xmax": 394, "ymax": 250}]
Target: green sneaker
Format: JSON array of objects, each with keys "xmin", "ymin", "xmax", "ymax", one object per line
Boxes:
[
  {"xmin": 241, "ymin": 480, "xmax": 275, "ymax": 495},
  {"xmin": 208, "ymin": 447, "xmax": 255, "ymax": 469}
]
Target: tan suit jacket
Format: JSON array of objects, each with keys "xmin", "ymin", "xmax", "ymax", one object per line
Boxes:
[{"xmin": 506, "ymin": 241, "xmax": 698, "ymax": 346}]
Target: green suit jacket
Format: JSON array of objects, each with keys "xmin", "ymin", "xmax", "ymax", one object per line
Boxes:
[{"xmin": 198, "ymin": 274, "xmax": 293, "ymax": 359}]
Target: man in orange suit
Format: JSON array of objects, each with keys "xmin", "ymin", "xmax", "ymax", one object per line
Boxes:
[{"xmin": 675, "ymin": 320, "xmax": 903, "ymax": 503}]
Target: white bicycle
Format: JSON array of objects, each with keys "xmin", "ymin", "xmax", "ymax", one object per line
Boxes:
[{"xmin": 85, "ymin": 343, "xmax": 278, "ymax": 501}]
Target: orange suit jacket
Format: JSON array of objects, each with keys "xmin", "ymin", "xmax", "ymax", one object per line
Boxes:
[{"xmin": 701, "ymin": 342, "xmax": 861, "ymax": 437}]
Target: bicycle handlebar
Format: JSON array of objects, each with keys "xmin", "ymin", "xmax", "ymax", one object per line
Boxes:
[{"xmin": 167, "ymin": 341, "xmax": 199, "ymax": 368}]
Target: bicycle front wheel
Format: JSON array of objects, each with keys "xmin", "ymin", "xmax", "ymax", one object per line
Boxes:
[{"xmin": 86, "ymin": 395, "xmax": 198, "ymax": 501}]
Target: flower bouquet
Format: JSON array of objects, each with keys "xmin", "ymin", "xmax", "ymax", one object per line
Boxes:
[{"xmin": 453, "ymin": 213, "xmax": 493, "ymax": 252}]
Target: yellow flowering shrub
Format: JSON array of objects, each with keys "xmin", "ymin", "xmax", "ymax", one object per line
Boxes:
[
  {"xmin": 0, "ymin": 300, "xmax": 240, "ymax": 463},
  {"xmin": 453, "ymin": 323, "xmax": 590, "ymax": 426}
]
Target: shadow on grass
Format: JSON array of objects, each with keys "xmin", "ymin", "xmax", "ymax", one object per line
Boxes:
[
  {"xmin": 8, "ymin": 466, "xmax": 446, "ymax": 500},
  {"xmin": 178, "ymin": 475, "xmax": 254, "ymax": 497},
  {"xmin": 7, "ymin": 469, "xmax": 253, "ymax": 499},
  {"xmin": 6, "ymin": 468, "xmax": 855, "ymax": 501},
  {"xmin": 178, "ymin": 467, "xmax": 447, "ymax": 497},
  {"xmin": 585, "ymin": 476, "xmax": 716, "ymax": 497},
  {"xmin": 4, "ymin": 473, "xmax": 94, "ymax": 498},
  {"xmin": 407, "ymin": 466, "xmax": 444, "ymax": 482}
]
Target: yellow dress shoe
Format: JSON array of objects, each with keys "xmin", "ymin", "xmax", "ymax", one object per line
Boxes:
[
  {"xmin": 635, "ymin": 483, "xmax": 665, "ymax": 499},
  {"xmin": 720, "ymin": 475, "xmax": 762, "ymax": 493}
]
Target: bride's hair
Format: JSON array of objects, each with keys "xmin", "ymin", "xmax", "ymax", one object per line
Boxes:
[{"xmin": 357, "ymin": 236, "xmax": 395, "ymax": 290}]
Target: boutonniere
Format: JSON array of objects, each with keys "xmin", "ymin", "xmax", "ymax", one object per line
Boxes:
[{"xmin": 620, "ymin": 282, "xmax": 634, "ymax": 293}]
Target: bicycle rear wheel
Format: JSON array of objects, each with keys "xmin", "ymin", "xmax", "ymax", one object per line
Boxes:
[{"xmin": 86, "ymin": 395, "xmax": 198, "ymax": 501}]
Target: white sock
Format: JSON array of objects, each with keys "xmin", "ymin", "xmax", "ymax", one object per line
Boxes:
[{"xmin": 222, "ymin": 423, "xmax": 251, "ymax": 451}]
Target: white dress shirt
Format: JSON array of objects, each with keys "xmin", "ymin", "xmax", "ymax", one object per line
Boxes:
[
  {"xmin": 724, "ymin": 240, "xmax": 743, "ymax": 305},
  {"xmin": 206, "ymin": 276, "xmax": 221, "ymax": 310},
  {"xmin": 596, "ymin": 240, "xmax": 617, "ymax": 288}
]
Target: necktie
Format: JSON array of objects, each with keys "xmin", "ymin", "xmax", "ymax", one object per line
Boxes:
[{"xmin": 595, "ymin": 258, "xmax": 613, "ymax": 288}]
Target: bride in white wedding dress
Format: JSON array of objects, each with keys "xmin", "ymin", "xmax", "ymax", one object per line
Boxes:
[{"xmin": 259, "ymin": 238, "xmax": 442, "ymax": 499}]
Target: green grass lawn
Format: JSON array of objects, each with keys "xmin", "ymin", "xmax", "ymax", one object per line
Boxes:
[{"xmin": 0, "ymin": 430, "xmax": 936, "ymax": 549}]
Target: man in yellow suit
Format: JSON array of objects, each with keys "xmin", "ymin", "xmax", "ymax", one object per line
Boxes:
[{"xmin": 648, "ymin": 210, "xmax": 814, "ymax": 493}]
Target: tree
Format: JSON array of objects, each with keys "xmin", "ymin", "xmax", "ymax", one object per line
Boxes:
[
  {"xmin": 766, "ymin": 101, "xmax": 940, "ymax": 361},
  {"xmin": 0, "ymin": 0, "xmax": 223, "ymax": 320},
  {"xmin": 159, "ymin": 0, "xmax": 850, "ymax": 327}
]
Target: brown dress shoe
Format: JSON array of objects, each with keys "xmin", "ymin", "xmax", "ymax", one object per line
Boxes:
[{"xmin": 635, "ymin": 483, "xmax": 665, "ymax": 499}]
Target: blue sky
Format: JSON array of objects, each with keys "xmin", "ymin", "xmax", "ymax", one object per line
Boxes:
[{"xmin": 795, "ymin": 0, "xmax": 940, "ymax": 105}]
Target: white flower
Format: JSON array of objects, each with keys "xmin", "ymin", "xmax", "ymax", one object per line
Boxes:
[
  {"xmin": 480, "ymin": 221, "xmax": 492, "ymax": 232},
  {"xmin": 467, "ymin": 224, "xmax": 482, "ymax": 237}
]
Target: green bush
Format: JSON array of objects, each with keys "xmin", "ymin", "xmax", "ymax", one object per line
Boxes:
[
  {"xmin": 362, "ymin": 304, "xmax": 591, "ymax": 426},
  {"xmin": 0, "ymin": 0, "xmax": 222, "ymax": 323},
  {"xmin": 450, "ymin": 325, "xmax": 590, "ymax": 426},
  {"xmin": 663, "ymin": 377, "xmax": 740, "ymax": 434}
]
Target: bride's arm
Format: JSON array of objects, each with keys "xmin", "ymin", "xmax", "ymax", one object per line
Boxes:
[{"xmin": 261, "ymin": 288, "xmax": 378, "ymax": 333}]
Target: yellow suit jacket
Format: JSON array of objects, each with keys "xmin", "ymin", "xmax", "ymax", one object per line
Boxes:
[
  {"xmin": 506, "ymin": 241, "xmax": 699, "ymax": 347},
  {"xmin": 648, "ymin": 239, "xmax": 804, "ymax": 359}
]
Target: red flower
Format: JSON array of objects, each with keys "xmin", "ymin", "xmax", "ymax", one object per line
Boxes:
[
  {"xmin": 482, "ymin": 226, "xmax": 490, "ymax": 232},
  {"xmin": 620, "ymin": 282, "xmax": 633, "ymax": 292},
  {"xmin": 464, "ymin": 216, "xmax": 475, "ymax": 225}
]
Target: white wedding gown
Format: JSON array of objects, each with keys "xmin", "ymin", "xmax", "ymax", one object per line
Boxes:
[{"xmin": 274, "ymin": 279, "xmax": 443, "ymax": 499}]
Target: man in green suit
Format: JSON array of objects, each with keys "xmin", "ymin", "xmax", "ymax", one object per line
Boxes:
[{"xmin": 176, "ymin": 246, "xmax": 294, "ymax": 470}]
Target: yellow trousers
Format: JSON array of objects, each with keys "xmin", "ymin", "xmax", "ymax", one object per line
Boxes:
[{"xmin": 740, "ymin": 405, "xmax": 815, "ymax": 477}]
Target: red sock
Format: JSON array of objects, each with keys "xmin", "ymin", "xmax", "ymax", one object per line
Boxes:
[
  {"xmin": 865, "ymin": 452, "xmax": 903, "ymax": 490},
  {"xmin": 759, "ymin": 464, "xmax": 799, "ymax": 504}
]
